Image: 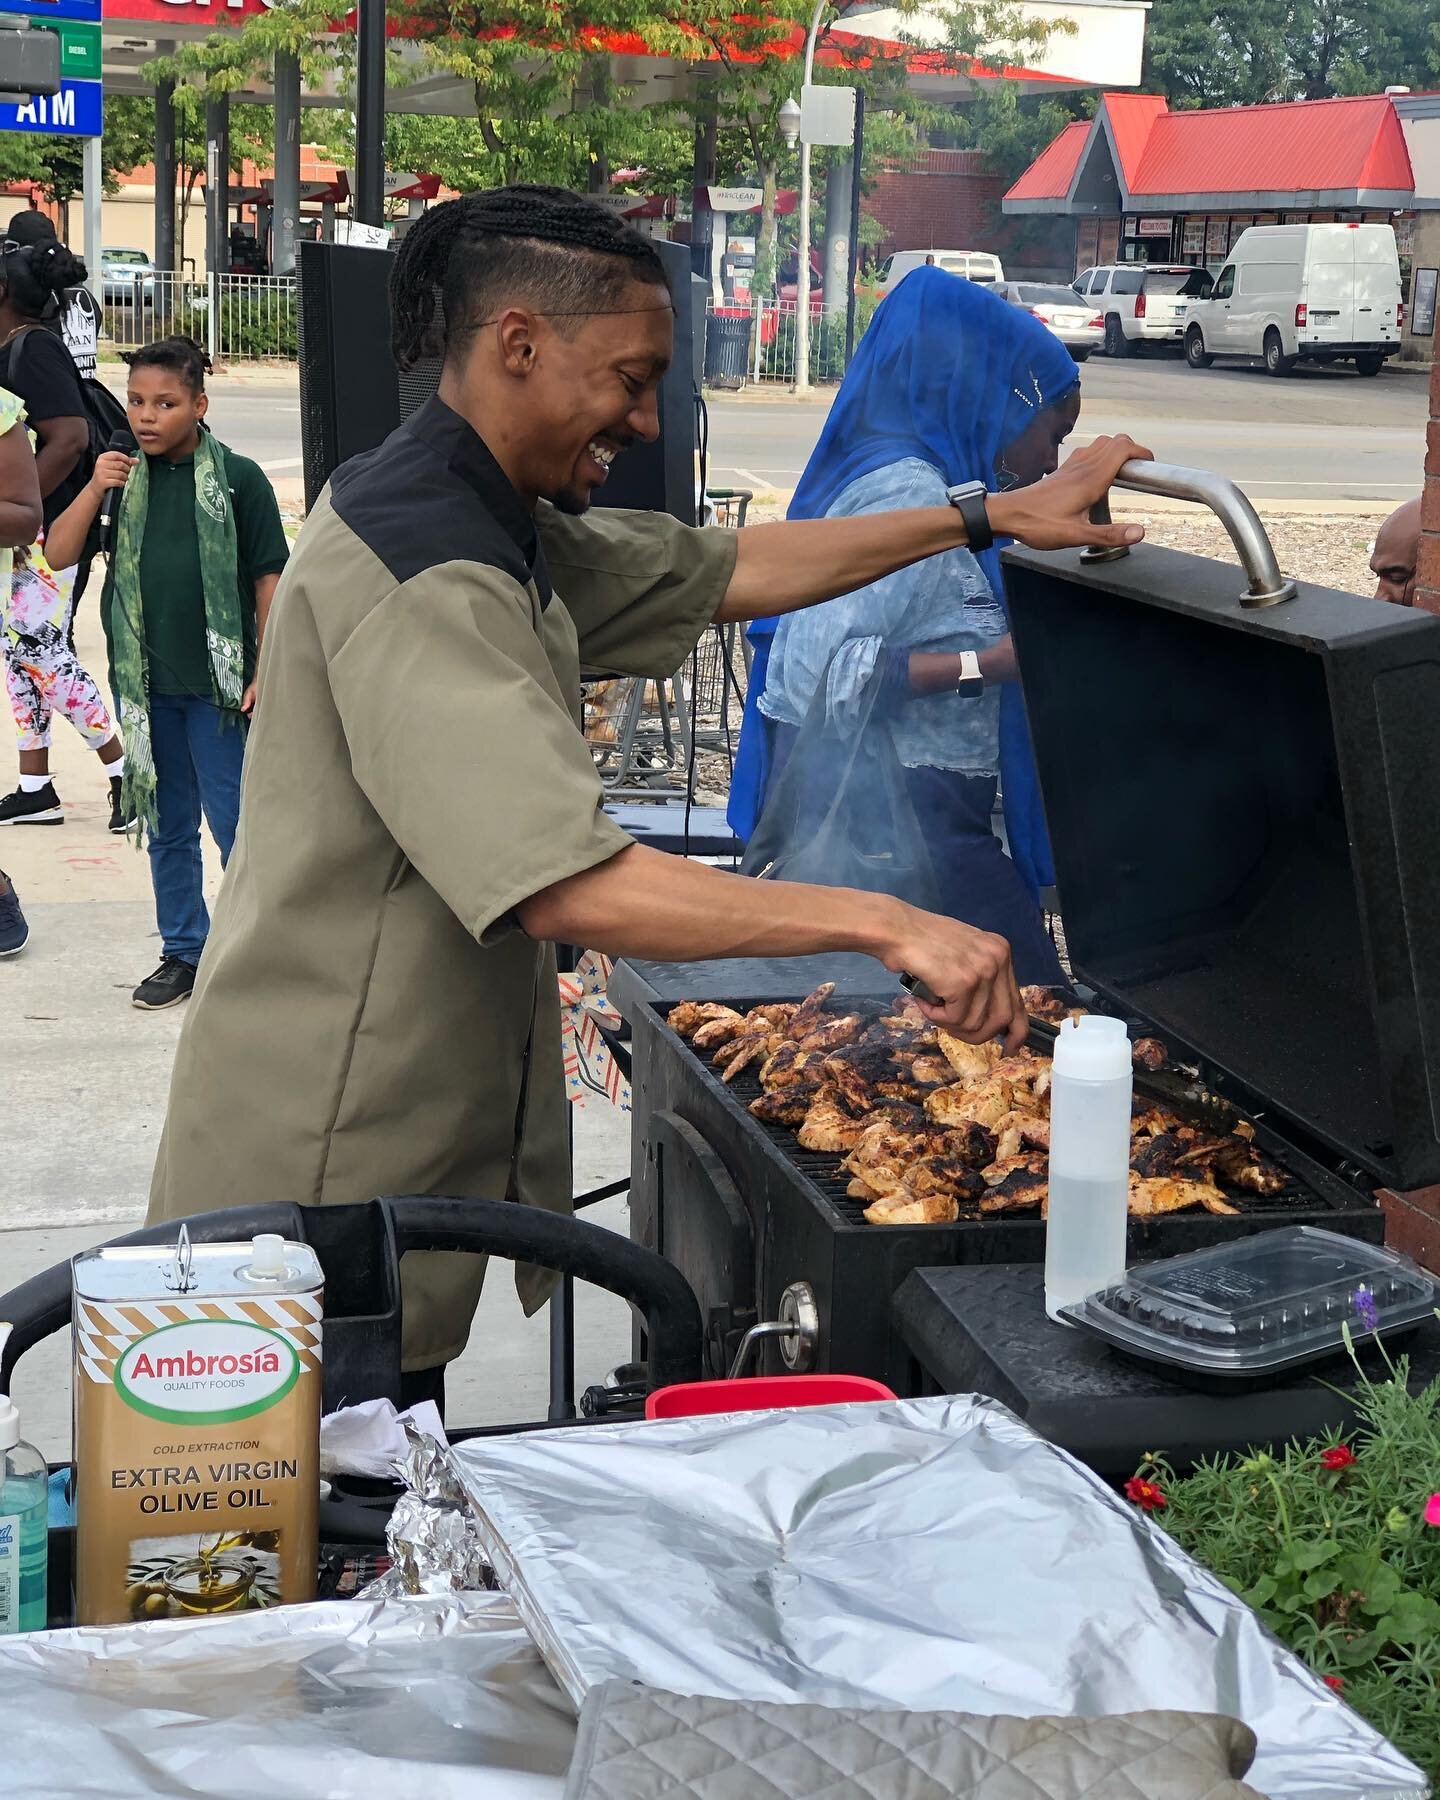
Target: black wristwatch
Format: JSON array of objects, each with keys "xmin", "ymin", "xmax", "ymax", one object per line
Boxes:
[
  {"xmin": 955, "ymin": 650, "xmax": 985, "ymax": 699},
  {"xmin": 945, "ymin": 479, "xmax": 993, "ymax": 553}
]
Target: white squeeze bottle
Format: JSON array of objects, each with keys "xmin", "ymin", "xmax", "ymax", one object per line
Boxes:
[
  {"xmin": 1045, "ymin": 1014, "xmax": 1133, "ymax": 1322},
  {"xmin": 0, "ymin": 1350, "xmax": 48, "ymax": 1634}
]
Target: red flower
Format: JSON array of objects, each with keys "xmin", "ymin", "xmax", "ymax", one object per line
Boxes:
[
  {"xmin": 1125, "ymin": 1476, "xmax": 1167, "ymax": 1512},
  {"xmin": 1320, "ymin": 1446, "xmax": 1357, "ymax": 1472},
  {"xmin": 1324, "ymin": 1675, "xmax": 1346, "ymax": 1693}
]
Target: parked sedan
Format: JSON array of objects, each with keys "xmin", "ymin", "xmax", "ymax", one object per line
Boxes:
[
  {"xmin": 999, "ymin": 281, "xmax": 1103, "ymax": 361},
  {"xmin": 101, "ymin": 248, "xmax": 156, "ymax": 307}
]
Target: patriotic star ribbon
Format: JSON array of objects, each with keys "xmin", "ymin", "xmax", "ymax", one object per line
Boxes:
[{"xmin": 559, "ymin": 951, "xmax": 630, "ymax": 1111}]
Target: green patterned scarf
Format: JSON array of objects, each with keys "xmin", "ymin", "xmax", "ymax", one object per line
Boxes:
[{"xmin": 111, "ymin": 429, "xmax": 243, "ymax": 839}]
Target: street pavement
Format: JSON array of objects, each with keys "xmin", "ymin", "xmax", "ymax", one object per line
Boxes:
[{"xmin": 98, "ymin": 351, "xmax": 1431, "ymax": 510}]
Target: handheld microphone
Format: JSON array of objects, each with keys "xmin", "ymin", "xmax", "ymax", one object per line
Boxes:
[{"xmin": 100, "ymin": 429, "xmax": 138, "ymax": 537}]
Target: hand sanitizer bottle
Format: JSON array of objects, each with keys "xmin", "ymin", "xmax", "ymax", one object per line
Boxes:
[
  {"xmin": 1045, "ymin": 1014, "xmax": 1133, "ymax": 1323},
  {"xmin": 0, "ymin": 1372, "xmax": 48, "ymax": 1633}
]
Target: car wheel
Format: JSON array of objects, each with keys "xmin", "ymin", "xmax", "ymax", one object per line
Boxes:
[
  {"xmin": 1355, "ymin": 353, "xmax": 1384, "ymax": 377},
  {"xmin": 1069, "ymin": 349, "xmax": 1092, "ymax": 363},
  {"xmin": 1264, "ymin": 329, "xmax": 1295, "ymax": 377},
  {"xmin": 1104, "ymin": 316, "xmax": 1131, "ymax": 358},
  {"xmin": 1184, "ymin": 328, "xmax": 1213, "ymax": 369}
]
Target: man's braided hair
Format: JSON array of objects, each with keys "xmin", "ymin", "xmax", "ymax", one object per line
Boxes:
[{"xmin": 390, "ymin": 184, "xmax": 670, "ymax": 370}]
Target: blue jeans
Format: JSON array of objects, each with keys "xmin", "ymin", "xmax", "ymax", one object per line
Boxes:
[{"xmin": 146, "ymin": 694, "xmax": 245, "ymax": 966}]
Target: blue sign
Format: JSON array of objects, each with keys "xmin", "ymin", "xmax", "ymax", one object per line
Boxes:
[
  {"xmin": 0, "ymin": 78, "xmax": 102, "ymax": 136},
  {"xmin": 1, "ymin": 0, "xmax": 101, "ymax": 22}
]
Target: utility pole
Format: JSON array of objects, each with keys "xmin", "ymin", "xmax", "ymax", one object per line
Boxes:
[
  {"xmin": 354, "ymin": 0, "xmax": 385, "ymax": 226},
  {"xmin": 792, "ymin": 0, "xmax": 827, "ymax": 395}
]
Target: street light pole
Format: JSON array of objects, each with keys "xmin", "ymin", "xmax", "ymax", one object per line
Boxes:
[
  {"xmin": 792, "ymin": 0, "xmax": 828, "ymax": 395},
  {"xmin": 354, "ymin": 0, "xmax": 386, "ymax": 227}
]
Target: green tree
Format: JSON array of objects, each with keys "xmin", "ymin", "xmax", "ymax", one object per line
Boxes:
[{"xmin": 0, "ymin": 95, "xmax": 156, "ymax": 241}]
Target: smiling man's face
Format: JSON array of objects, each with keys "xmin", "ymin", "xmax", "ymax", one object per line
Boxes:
[{"xmin": 515, "ymin": 288, "xmax": 674, "ymax": 515}]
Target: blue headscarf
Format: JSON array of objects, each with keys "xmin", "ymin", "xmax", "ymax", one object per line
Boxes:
[{"xmin": 728, "ymin": 268, "xmax": 1079, "ymax": 898}]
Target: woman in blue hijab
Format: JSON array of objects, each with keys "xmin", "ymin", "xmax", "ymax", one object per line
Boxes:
[{"xmin": 730, "ymin": 269, "xmax": 1079, "ymax": 986}]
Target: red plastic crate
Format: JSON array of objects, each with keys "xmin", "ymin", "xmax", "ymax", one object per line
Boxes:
[{"xmin": 645, "ymin": 1374, "xmax": 896, "ymax": 1421}]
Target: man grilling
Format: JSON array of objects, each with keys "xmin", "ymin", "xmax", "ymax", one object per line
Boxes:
[{"xmin": 148, "ymin": 185, "xmax": 1146, "ymax": 1397}]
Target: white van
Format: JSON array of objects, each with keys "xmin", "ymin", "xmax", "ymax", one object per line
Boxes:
[
  {"xmin": 872, "ymin": 249, "xmax": 1005, "ymax": 300},
  {"xmin": 1183, "ymin": 223, "xmax": 1401, "ymax": 376}
]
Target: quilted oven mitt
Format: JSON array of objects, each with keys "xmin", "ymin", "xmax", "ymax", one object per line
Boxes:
[{"xmin": 563, "ymin": 1683, "xmax": 1264, "ymax": 1800}]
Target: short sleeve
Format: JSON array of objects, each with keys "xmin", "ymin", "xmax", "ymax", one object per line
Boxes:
[
  {"xmin": 6, "ymin": 328, "xmax": 84, "ymax": 423},
  {"xmin": 538, "ymin": 504, "xmax": 737, "ymax": 678},
  {"xmin": 325, "ymin": 562, "xmax": 633, "ymax": 942},
  {"xmin": 230, "ymin": 454, "xmax": 290, "ymax": 579},
  {"xmin": 0, "ymin": 384, "xmax": 24, "ymax": 438}
]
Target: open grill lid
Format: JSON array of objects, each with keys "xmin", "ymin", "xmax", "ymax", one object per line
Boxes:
[{"xmin": 1004, "ymin": 523, "xmax": 1440, "ymax": 1194}]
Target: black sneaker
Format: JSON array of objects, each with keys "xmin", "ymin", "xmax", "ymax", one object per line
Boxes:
[
  {"xmin": 108, "ymin": 775, "xmax": 135, "ymax": 834},
  {"xmin": 132, "ymin": 957, "xmax": 198, "ymax": 1010},
  {"xmin": 0, "ymin": 782, "xmax": 63, "ymax": 826},
  {"xmin": 0, "ymin": 872, "xmax": 27, "ymax": 956}
]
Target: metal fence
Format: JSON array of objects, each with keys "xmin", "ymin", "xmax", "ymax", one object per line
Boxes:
[
  {"xmin": 102, "ymin": 271, "xmax": 297, "ymax": 363},
  {"xmin": 703, "ymin": 297, "xmax": 861, "ymax": 388}
]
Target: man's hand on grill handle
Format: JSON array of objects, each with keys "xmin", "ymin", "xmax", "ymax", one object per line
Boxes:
[
  {"xmin": 880, "ymin": 913, "xmax": 1027, "ymax": 1051},
  {"xmin": 988, "ymin": 433, "xmax": 1152, "ymax": 553}
]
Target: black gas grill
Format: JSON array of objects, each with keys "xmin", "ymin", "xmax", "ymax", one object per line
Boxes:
[{"xmin": 623, "ymin": 473, "xmax": 1440, "ymax": 1397}]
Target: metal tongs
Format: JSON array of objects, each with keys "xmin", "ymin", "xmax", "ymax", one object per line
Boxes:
[{"xmin": 1083, "ymin": 458, "xmax": 1298, "ymax": 609}]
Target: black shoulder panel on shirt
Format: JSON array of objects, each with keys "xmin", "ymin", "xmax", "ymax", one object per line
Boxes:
[{"xmin": 328, "ymin": 398, "xmax": 551, "ymax": 606}]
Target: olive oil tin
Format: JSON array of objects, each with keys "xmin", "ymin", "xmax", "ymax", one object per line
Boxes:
[{"xmin": 73, "ymin": 1228, "xmax": 323, "ymax": 1626}]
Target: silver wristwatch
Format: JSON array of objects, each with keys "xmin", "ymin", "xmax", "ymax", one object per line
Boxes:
[{"xmin": 955, "ymin": 650, "xmax": 984, "ymax": 699}]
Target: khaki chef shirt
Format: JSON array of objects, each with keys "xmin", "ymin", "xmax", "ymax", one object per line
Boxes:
[{"xmin": 148, "ymin": 397, "xmax": 737, "ymax": 1369}]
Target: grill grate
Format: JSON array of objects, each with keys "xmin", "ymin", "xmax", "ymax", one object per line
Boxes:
[{"xmin": 661, "ymin": 999, "xmax": 1345, "ymax": 1231}]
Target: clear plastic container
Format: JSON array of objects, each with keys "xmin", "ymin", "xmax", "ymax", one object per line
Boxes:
[{"xmin": 1061, "ymin": 1226, "xmax": 1438, "ymax": 1388}]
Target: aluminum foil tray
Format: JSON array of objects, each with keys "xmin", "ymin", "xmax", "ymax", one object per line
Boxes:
[
  {"xmin": 3, "ymin": 1589, "xmax": 575, "ymax": 1798},
  {"xmin": 449, "ymin": 1395, "xmax": 1423, "ymax": 1800}
]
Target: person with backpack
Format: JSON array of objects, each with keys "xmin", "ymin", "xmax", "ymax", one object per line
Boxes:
[
  {"xmin": 0, "ymin": 237, "xmax": 126, "ymax": 830},
  {"xmin": 4, "ymin": 208, "xmax": 102, "ymax": 380}
]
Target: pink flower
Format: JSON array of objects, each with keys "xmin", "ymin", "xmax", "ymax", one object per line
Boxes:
[
  {"xmin": 1125, "ymin": 1476, "xmax": 1167, "ymax": 1513},
  {"xmin": 1424, "ymin": 1493, "xmax": 1440, "ymax": 1527},
  {"xmin": 1319, "ymin": 1446, "xmax": 1356, "ymax": 1473}
]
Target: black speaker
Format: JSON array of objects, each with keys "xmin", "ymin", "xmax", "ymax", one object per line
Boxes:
[
  {"xmin": 296, "ymin": 240, "xmax": 399, "ymax": 511},
  {"xmin": 297, "ymin": 227, "xmax": 698, "ymax": 524}
]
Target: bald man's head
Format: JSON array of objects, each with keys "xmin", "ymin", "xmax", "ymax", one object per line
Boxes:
[{"xmin": 1371, "ymin": 497, "xmax": 1421, "ymax": 606}]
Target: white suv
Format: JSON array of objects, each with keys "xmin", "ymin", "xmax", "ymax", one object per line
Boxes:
[{"xmin": 1074, "ymin": 264, "xmax": 1213, "ymax": 357}]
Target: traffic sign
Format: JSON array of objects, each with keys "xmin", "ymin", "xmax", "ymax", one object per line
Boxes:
[
  {"xmin": 0, "ymin": 0, "xmax": 101, "ymax": 22},
  {"xmin": 34, "ymin": 20, "xmax": 101, "ymax": 78},
  {"xmin": 0, "ymin": 77, "xmax": 101, "ymax": 135}
]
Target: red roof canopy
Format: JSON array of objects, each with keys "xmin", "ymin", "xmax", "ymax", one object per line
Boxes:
[{"xmin": 1006, "ymin": 91, "xmax": 1415, "ymax": 210}]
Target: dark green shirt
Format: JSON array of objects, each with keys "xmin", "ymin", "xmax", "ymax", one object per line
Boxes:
[{"xmin": 102, "ymin": 438, "xmax": 290, "ymax": 698}]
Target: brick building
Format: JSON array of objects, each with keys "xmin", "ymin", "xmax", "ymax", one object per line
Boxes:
[{"xmin": 865, "ymin": 148, "xmax": 1073, "ymax": 277}]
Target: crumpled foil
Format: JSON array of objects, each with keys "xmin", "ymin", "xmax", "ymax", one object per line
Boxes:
[
  {"xmin": 447, "ymin": 1394, "xmax": 1426, "ymax": 1800},
  {"xmin": 3, "ymin": 1589, "xmax": 575, "ymax": 1798},
  {"xmin": 364, "ymin": 1420, "xmax": 495, "ymax": 1598}
]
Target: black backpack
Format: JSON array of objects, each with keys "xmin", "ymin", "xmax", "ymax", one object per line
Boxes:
[{"xmin": 6, "ymin": 323, "xmax": 128, "ymax": 556}]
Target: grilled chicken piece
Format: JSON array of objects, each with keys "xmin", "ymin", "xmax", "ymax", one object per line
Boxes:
[
  {"xmin": 1129, "ymin": 1130, "xmax": 1192, "ymax": 1178},
  {"xmin": 1020, "ymin": 986, "xmax": 1084, "ymax": 1024},
  {"xmin": 875, "ymin": 1077, "xmax": 930, "ymax": 1105},
  {"xmin": 1129, "ymin": 1103, "xmax": 1172, "ymax": 1139},
  {"xmin": 1209, "ymin": 1137, "xmax": 1289, "ymax": 1195},
  {"xmin": 748, "ymin": 1082, "xmax": 823, "ymax": 1127},
  {"xmin": 899, "ymin": 1155, "xmax": 985, "ymax": 1204},
  {"xmin": 759, "ymin": 1043, "xmax": 823, "ymax": 1091},
  {"xmin": 863, "ymin": 1188, "xmax": 960, "ymax": 1226},
  {"xmin": 787, "ymin": 982, "xmax": 836, "ymax": 1039},
  {"xmin": 797, "ymin": 1013, "xmax": 865, "ymax": 1053},
  {"xmin": 1127, "ymin": 1174, "xmax": 1236, "ymax": 1217},
  {"xmin": 848, "ymin": 1176, "xmax": 883, "ymax": 1203},
  {"xmin": 1132, "ymin": 1036, "xmax": 1168, "ymax": 1072},
  {"xmin": 693, "ymin": 1012, "xmax": 751, "ymax": 1050},
  {"xmin": 910, "ymin": 1055, "xmax": 956, "ymax": 1088},
  {"xmin": 716, "ymin": 1033, "xmax": 776, "ymax": 1082},
  {"xmin": 993, "ymin": 1109, "xmax": 1052, "ymax": 1162},
  {"xmin": 849, "ymin": 1118, "xmax": 954, "ymax": 1169},
  {"xmin": 991, "ymin": 1054, "xmax": 1052, "ymax": 1108},
  {"xmin": 979, "ymin": 1155, "xmax": 1048, "ymax": 1213},
  {"xmin": 925, "ymin": 1076, "xmax": 1015, "ymax": 1130},
  {"xmin": 668, "ymin": 1002, "xmax": 744, "ymax": 1039},
  {"xmin": 798, "ymin": 1091, "xmax": 868, "ymax": 1154},
  {"xmin": 935, "ymin": 1032, "xmax": 1002, "ymax": 1082}
]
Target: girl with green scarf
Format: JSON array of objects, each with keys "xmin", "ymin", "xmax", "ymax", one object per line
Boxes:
[{"xmin": 43, "ymin": 336, "xmax": 289, "ymax": 1010}]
